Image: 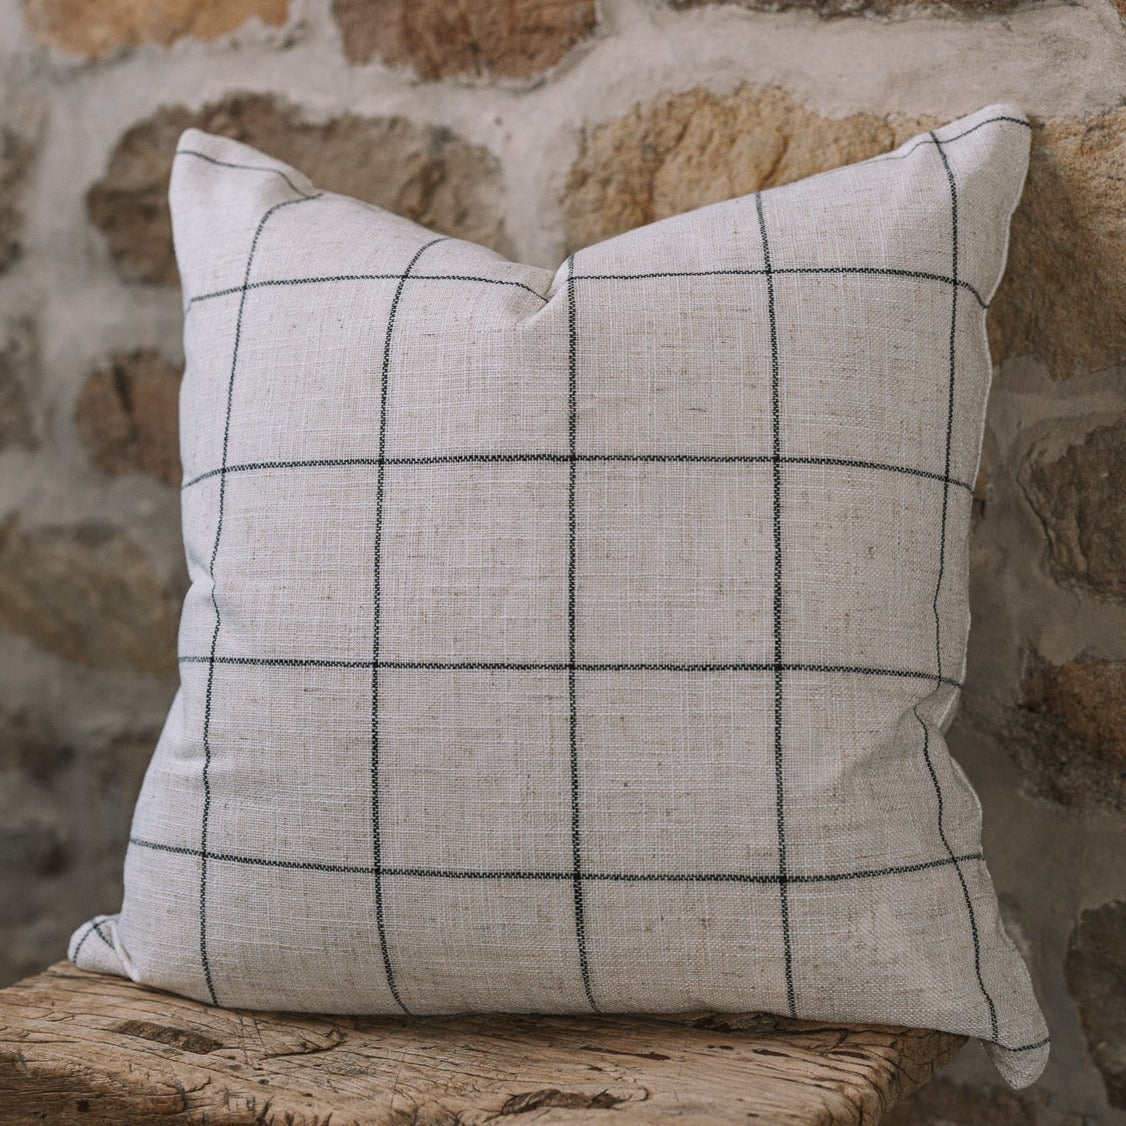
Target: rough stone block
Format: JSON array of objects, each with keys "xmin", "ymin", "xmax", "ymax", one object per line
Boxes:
[
  {"xmin": 0, "ymin": 318, "xmax": 38, "ymax": 452},
  {"xmin": 563, "ymin": 85, "xmax": 922, "ymax": 253},
  {"xmin": 1015, "ymin": 658, "xmax": 1126, "ymax": 814},
  {"xmin": 0, "ymin": 519, "xmax": 179, "ymax": 678},
  {"xmin": 1022, "ymin": 423, "xmax": 1125, "ymax": 603},
  {"xmin": 87, "ymin": 94, "xmax": 506, "ymax": 285},
  {"xmin": 75, "ymin": 350, "xmax": 181, "ymax": 487},
  {"xmin": 0, "ymin": 706, "xmax": 72, "ymax": 783},
  {"xmin": 332, "ymin": 0, "xmax": 598, "ymax": 80},
  {"xmin": 1066, "ymin": 900, "xmax": 1126, "ymax": 1110}
]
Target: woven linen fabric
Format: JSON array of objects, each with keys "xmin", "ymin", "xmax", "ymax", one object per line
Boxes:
[{"xmin": 71, "ymin": 103, "xmax": 1049, "ymax": 1088}]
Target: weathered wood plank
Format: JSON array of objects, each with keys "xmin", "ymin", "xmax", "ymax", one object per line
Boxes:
[{"xmin": 0, "ymin": 962, "xmax": 963, "ymax": 1125}]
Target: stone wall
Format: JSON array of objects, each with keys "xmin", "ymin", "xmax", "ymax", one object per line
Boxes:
[{"xmin": 0, "ymin": 1, "xmax": 1122, "ymax": 1121}]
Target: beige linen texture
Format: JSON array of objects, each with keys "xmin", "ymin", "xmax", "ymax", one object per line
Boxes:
[{"xmin": 70, "ymin": 104, "xmax": 1049, "ymax": 1088}]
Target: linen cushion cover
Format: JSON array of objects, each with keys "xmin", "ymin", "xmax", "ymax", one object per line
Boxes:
[{"xmin": 70, "ymin": 103, "xmax": 1049, "ymax": 1088}]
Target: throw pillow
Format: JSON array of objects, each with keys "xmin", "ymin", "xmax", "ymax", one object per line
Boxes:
[{"xmin": 71, "ymin": 103, "xmax": 1049, "ymax": 1088}]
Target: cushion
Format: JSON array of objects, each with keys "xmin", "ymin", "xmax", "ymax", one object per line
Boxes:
[{"xmin": 71, "ymin": 103, "xmax": 1049, "ymax": 1088}]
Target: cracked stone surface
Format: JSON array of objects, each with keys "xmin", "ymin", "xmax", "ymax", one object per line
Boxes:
[
  {"xmin": 990, "ymin": 109, "xmax": 1126, "ymax": 377},
  {"xmin": 0, "ymin": 519, "xmax": 180, "ymax": 679}
]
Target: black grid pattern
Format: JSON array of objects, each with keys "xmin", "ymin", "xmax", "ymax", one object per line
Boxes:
[
  {"xmin": 177, "ymin": 656, "xmax": 964, "ymax": 686},
  {"xmin": 128, "ymin": 833, "xmax": 986, "ymax": 883},
  {"xmin": 184, "ymin": 265, "xmax": 989, "ymax": 312},
  {"xmin": 195, "ymin": 181, "xmax": 324, "ymax": 1007},
  {"xmin": 184, "ymin": 133, "xmax": 1002, "ymax": 1022},
  {"xmin": 77, "ymin": 118, "xmax": 1050, "ymax": 1067}
]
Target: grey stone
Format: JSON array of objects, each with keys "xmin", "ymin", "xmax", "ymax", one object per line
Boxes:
[
  {"xmin": 1065, "ymin": 900, "xmax": 1126, "ymax": 1109},
  {"xmin": 1022, "ymin": 423, "xmax": 1126, "ymax": 603}
]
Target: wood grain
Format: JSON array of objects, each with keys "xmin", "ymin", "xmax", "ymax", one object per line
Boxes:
[{"xmin": 0, "ymin": 962, "xmax": 963, "ymax": 1125}]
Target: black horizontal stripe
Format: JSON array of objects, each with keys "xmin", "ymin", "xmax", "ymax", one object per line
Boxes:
[
  {"xmin": 176, "ymin": 655, "xmax": 963, "ymax": 689},
  {"xmin": 174, "ymin": 149, "xmax": 316, "ymax": 201},
  {"xmin": 184, "ymin": 262, "xmax": 987, "ymax": 311},
  {"xmin": 571, "ymin": 266, "xmax": 988, "ymax": 309},
  {"xmin": 128, "ymin": 834, "xmax": 983, "ymax": 887},
  {"xmin": 187, "ymin": 272, "xmax": 549, "ymax": 309},
  {"xmin": 181, "ymin": 452, "xmax": 974, "ymax": 493}
]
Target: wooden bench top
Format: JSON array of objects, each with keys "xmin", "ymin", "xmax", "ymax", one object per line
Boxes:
[{"xmin": 0, "ymin": 962, "xmax": 963, "ymax": 1124}]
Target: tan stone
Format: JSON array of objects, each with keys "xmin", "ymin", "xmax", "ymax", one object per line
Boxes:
[
  {"xmin": 990, "ymin": 110, "xmax": 1126, "ymax": 377},
  {"xmin": 332, "ymin": 0, "xmax": 598, "ymax": 80},
  {"xmin": 75, "ymin": 350, "xmax": 181, "ymax": 486},
  {"xmin": 87, "ymin": 94, "xmax": 506, "ymax": 285},
  {"xmin": 0, "ymin": 519, "xmax": 179, "ymax": 678},
  {"xmin": 0, "ymin": 128, "xmax": 34, "ymax": 275},
  {"xmin": 563, "ymin": 85, "xmax": 925, "ymax": 252},
  {"xmin": 23, "ymin": 0, "xmax": 288, "ymax": 59},
  {"xmin": 1023, "ymin": 660, "xmax": 1126, "ymax": 765},
  {"xmin": 882, "ymin": 1076, "xmax": 1036, "ymax": 1125},
  {"xmin": 0, "ymin": 318, "xmax": 38, "ymax": 452},
  {"xmin": 1065, "ymin": 900, "xmax": 1126, "ymax": 1110},
  {"xmin": 1021, "ymin": 423, "xmax": 1125, "ymax": 603},
  {"xmin": 1015, "ymin": 658, "xmax": 1126, "ymax": 814}
]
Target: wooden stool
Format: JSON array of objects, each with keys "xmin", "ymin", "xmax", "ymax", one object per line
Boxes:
[{"xmin": 0, "ymin": 962, "xmax": 962, "ymax": 1124}]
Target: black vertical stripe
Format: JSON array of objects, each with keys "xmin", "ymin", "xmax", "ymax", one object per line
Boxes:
[
  {"xmin": 929, "ymin": 132, "xmax": 1000, "ymax": 1042},
  {"xmin": 370, "ymin": 236, "xmax": 449, "ymax": 1016},
  {"xmin": 567, "ymin": 256, "xmax": 598, "ymax": 1012},
  {"xmin": 198, "ymin": 190, "xmax": 320, "ymax": 1007},
  {"xmin": 756, "ymin": 192, "xmax": 796, "ymax": 1018}
]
